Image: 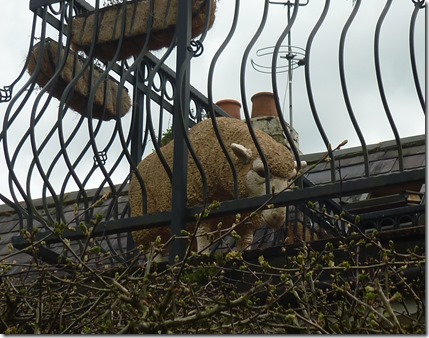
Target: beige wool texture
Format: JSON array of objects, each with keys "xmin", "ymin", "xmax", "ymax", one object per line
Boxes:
[
  {"xmin": 27, "ymin": 39, "xmax": 131, "ymax": 121},
  {"xmin": 71, "ymin": 0, "xmax": 217, "ymax": 61},
  {"xmin": 129, "ymin": 117, "xmax": 295, "ymax": 250}
]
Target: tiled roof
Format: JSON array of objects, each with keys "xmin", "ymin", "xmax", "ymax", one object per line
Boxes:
[{"xmin": 302, "ymin": 134, "xmax": 425, "ymax": 185}]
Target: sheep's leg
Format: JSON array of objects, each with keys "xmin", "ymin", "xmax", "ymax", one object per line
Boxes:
[
  {"xmin": 236, "ymin": 230, "xmax": 254, "ymax": 251},
  {"xmin": 146, "ymin": 244, "xmax": 167, "ymax": 263},
  {"xmin": 196, "ymin": 224, "xmax": 212, "ymax": 254}
]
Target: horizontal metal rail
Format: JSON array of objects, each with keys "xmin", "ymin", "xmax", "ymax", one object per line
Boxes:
[{"xmin": 11, "ymin": 168, "xmax": 425, "ymax": 250}]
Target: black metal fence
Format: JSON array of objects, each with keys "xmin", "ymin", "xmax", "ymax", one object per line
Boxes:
[{"xmin": 0, "ymin": 0, "xmax": 425, "ymax": 265}]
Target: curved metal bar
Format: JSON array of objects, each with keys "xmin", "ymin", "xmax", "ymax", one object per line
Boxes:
[
  {"xmin": 338, "ymin": 0, "xmax": 369, "ymax": 177},
  {"xmin": 43, "ymin": 116, "xmax": 86, "ymax": 222},
  {"xmin": 0, "ymin": 10, "xmax": 37, "ymax": 141},
  {"xmin": 374, "ymin": 0, "xmax": 403, "ymax": 171},
  {"xmin": 196, "ymin": 0, "xmax": 214, "ymax": 43},
  {"xmin": 173, "ymin": 0, "xmax": 219, "ymax": 208},
  {"xmin": 57, "ymin": 3, "xmax": 131, "ymax": 225},
  {"xmin": 240, "ymin": 0, "xmax": 272, "ymax": 194},
  {"xmin": 303, "ymin": 0, "xmax": 336, "ymax": 182},
  {"xmin": 131, "ymin": 1, "xmax": 180, "ymax": 216},
  {"xmin": 85, "ymin": 0, "xmax": 130, "ymax": 196},
  {"xmin": 48, "ymin": 2, "xmax": 65, "ymax": 15},
  {"xmin": 175, "ymin": 39, "xmax": 213, "ymax": 208},
  {"xmin": 144, "ymin": 47, "xmax": 175, "ymax": 180},
  {"xmin": 129, "ymin": 66, "xmax": 148, "ymax": 167},
  {"xmin": 88, "ymin": 126, "xmax": 135, "ymax": 213},
  {"xmin": 187, "ymin": 0, "xmax": 212, "ymax": 59},
  {"xmin": 409, "ymin": 0, "xmax": 425, "ymax": 113},
  {"xmin": 77, "ymin": 2, "xmax": 126, "ymax": 202},
  {"xmin": 0, "ymin": 9, "xmax": 37, "ymax": 170},
  {"xmin": 90, "ymin": 1, "xmax": 165, "ymax": 221},
  {"xmin": 10, "ymin": 80, "xmax": 62, "ymax": 226},
  {"xmin": 56, "ymin": 86, "xmax": 107, "ymax": 223},
  {"xmin": 271, "ymin": 0, "xmax": 301, "ymax": 170},
  {"xmin": 77, "ymin": 0, "xmax": 171, "ymax": 222},
  {"xmin": 4, "ymin": 97, "xmax": 41, "ymax": 225},
  {"xmin": 109, "ymin": 1, "xmax": 166, "ymax": 216},
  {"xmin": 207, "ymin": 0, "xmax": 241, "ymax": 198},
  {"xmin": 52, "ymin": 1, "xmax": 105, "ymax": 210},
  {"xmin": 176, "ymin": 72, "xmax": 209, "ymax": 210},
  {"xmin": 28, "ymin": 5, "xmax": 76, "ymax": 225},
  {"xmin": 156, "ymin": 76, "xmax": 167, "ymax": 147},
  {"xmin": 81, "ymin": 2, "xmax": 145, "ymax": 219},
  {"xmin": 160, "ymin": 0, "xmax": 218, "ymax": 259},
  {"xmin": 28, "ymin": 106, "xmax": 63, "ymax": 225},
  {"xmin": 2, "ymin": 8, "xmax": 54, "ymax": 229},
  {"xmin": 169, "ymin": 0, "xmax": 204, "ymax": 260},
  {"xmin": 0, "ymin": 12, "xmax": 39, "ymax": 105},
  {"xmin": 53, "ymin": 5, "xmax": 106, "ymax": 222}
]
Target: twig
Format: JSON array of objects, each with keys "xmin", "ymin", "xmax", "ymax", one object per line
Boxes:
[{"xmin": 375, "ymin": 279, "xmax": 405, "ymax": 333}]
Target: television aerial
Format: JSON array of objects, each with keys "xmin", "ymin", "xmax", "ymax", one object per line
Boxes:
[{"xmin": 251, "ymin": 0, "xmax": 309, "ymax": 128}]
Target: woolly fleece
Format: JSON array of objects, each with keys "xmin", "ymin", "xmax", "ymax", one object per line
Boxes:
[
  {"xmin": 71, "ymin": 0, "xmax": 216, "ymax": 61},
  {"xmin": 27, "ymin": 39, "xmax": 131, "ymax": 121},
  {"xmin": 129, "ymin": 117, "xmax": 295, "ymax": 251}
]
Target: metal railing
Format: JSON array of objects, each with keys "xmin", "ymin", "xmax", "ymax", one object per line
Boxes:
[{"xmin": 0, "ymin": 0, "xmax": 425, "ymax": 264}]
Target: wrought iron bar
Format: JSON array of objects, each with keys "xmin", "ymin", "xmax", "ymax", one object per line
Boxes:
[
  {"xmin": 129, "ymin": 65, "xmax": 146, "ymax": 204},
  {"xmin": 207, "ymin": 0, "xmax": 241, "ymax": 198},
  {"xmin": 30, "ymin": 0, "xmax": 63, "ymax": 11},
  {"xmin": 374, "ymin": 0, "xmax": 403, "ymax": 171},
  {"xmin": 170, "ymin": 0, "xmax": 193, "ymax": 262},
  {"xmin": 0, "ymin": 9, "xmax": 39, "ymax": 104},
  {"xmin": 2, "ymin": 7, "xmax": 54, "ymax": 230},
  {"xmin": 409, "ymin": 0, "xmax": 425, "ymax": 113},
  {"xmin": 271, "ymin": 0, "xmax": 302, "ymax": 173},
  {"xmin": 240, "ymin": 0, "xmax": 272, "ymax": 194},
  {"xmin": 303, "ymin": 0, "xmax": 336, "ymax": 182},
  {"xmin": 338, "ymin": 0, "xmax": 369, "ymax": 177}
]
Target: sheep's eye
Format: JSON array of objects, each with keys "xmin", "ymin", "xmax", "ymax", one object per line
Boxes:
[{"xmin": 254, "ymin": 167, "xmax": 266, "ymax": 178}]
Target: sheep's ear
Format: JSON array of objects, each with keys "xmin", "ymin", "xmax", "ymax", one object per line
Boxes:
[{"xmin": 231, "ymin": 143, "xmax": 252, "ymax": 164}]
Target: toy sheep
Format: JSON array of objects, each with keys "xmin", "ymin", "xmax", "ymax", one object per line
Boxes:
[{"xmin": 129, "ymin": 117, "xmax": 298, "ymax": 256}]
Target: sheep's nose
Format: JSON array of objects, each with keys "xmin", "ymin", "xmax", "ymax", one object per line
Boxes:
[
  {"xmin": 271, "ymin": 210, "xmax": 284, "ymax": 222},
  {"xmin": 262, "ymin": 207, "xmax": 286, "ymax": 229}
]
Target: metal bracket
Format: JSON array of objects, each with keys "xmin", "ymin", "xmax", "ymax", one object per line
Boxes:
[
  {"xmin": 30, "ymin": 0, "xmax": 93, "ymax": 12},
  {"xmin": 0, "ymin": 86, "xmax": 12, "ymax": 103},
  {"xmin": 30, "ymin": 0, "xmax": 62, "ymax": 11}
]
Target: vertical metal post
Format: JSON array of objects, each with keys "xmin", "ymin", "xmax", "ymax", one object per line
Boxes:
[
  {"xmin": 170, "ymin": 0, "xmax": 192, "ymax": 263},
  {"xmin": 130, "ymin": 65, "xmax": 145, "ymax": 166},
  {"xmin": 128, "ymin": 64, "xmax": 146, "ymax": 261},
  {"xmin": 287, "ymin": 1, "xmax": 293, "ymax": 128}
]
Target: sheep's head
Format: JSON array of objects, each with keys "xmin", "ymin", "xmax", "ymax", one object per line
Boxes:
[{"xmin": 230, "ymin": 142, "xmax": 306, "ymax": 229}]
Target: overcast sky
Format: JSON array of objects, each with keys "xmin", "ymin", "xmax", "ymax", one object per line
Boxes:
[
  {"xmin": 190, "ymin": 0, "xmax": 426, "ymax": 152},
  {"xmin": 0, "ymin": 0, "xmax": 426, "ymax": 200}
]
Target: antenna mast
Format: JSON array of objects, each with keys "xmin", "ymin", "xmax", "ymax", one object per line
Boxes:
[{"xmin": 252, "ymin": 0, "xmax": 308, "ymax": 128}]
